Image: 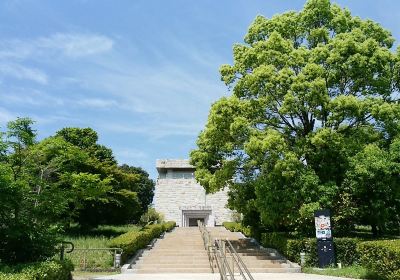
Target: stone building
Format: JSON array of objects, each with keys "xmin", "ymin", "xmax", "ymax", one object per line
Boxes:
[{"xmin": 153, "ymin": 159, "xmax": 233, "ymax": 227}]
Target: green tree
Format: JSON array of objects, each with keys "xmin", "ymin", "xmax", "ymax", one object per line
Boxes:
[
  {"xmin": 0, "ymin": 119, "xmax": 60, "ymax": 264},
  {"xmin": 344, "ymin": 142, "xmax": 400, "ymax": 235},
  {"xmin": 190, "ymin": 0, "xmax": 400, "ymax": 235},
  {"xmin": 119, "ymin": 164, "xmax": 155, "ymax": 213}
]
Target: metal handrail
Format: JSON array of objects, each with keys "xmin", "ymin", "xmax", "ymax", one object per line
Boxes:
[
  {"xmin": 198, "ymin": 220, "xmax": 215, "ymax": 273},
  {"xmin": 214, "ymin": 239, "xmax": 235, "ymax": 280},
  {"xmin": 198, "ymin": 221, "xmax": 254, "ymax": 280},
  {"xmin": 226, "ymin": 239, "xmax": 255, "ymax": 280}
]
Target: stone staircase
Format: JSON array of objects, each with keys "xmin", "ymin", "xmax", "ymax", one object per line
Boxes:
[
  {"xmin": 129, "ymin": 226, "xmax": 299, "ymax": 274},
  {"xmin": 132, "ymin": 227, "xmax": 212, "ymax": 273},
  {"xmin": 207, "ymin": 227, "xmax": 300, "ymax": 273}
]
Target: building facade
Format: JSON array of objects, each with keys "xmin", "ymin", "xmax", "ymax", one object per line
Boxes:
[{"xmin": 153, "ymin": 159, "xmax": 233, "ymax": 227}]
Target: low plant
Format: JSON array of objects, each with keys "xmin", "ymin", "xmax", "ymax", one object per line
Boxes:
[
  {"xmin": 109, "ymin": 221, "xmax": 176, "ymax": 263},
  {"xmin": 0, "ymin": 260, "xmax": 73, "ymax": 280},
  {"xmin": 222, "ymin": 222, "xmax": 251, "ymax": 237},
  {"xmin": 303, "ymin": 265, "xmax": 377, "ymax": 279},
  {"xmin": 358, "ymin": 240, "xmax": 400, "ymax": 280},
  {"xmin": 261, "ymin": 233, "xmax": 360, "ymax": 266},
  {"xmin": 139, "ymin": 208, "xmax": 164, "ymax": 226},
  {"xmin": 63, "ymin": 224, "xmax": 140, "ymax": 271}
]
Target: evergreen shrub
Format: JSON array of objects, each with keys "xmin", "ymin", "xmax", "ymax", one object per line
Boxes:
[
  {"xmin": 0, "ymin": 260, "xmax": 73, "ymax": 280},
  {"xmin": 261, "ymin": 233, "xmax": 360, "ymax": 266},
  {"xmin": 109, "ymin": 221, "xmax": 176, "ymax": 263},
  {"xmin": 358, "ymin": 240, "xmax": 400, "ymax": 280}
]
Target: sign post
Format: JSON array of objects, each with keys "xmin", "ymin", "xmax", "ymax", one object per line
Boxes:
[{"xmin": 314, "ymin": 209, "xmax": 335, "ymax": 267}]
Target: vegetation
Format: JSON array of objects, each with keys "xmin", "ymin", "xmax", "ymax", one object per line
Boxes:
[
  {"xmin": 109, "ymin": 221, "xmax": 176, "ymax": 263},
  {"xmin": 223, "ymin": 222, "xmax": 251, "ymax": 237},
  {"xmin": 358, "ymin": 240, "xmax": 400, "ymax": 280},
  {"xmin": 0, "ymin": 260, "xmax": 73, "ymax": 280},
  {"xmin": 0, "ymin": 118, "xmax": 155, "ymax": 276},
  {"xmin": 190, "ymin": 0, "xmax": 400, "ymax": 237},
  {"xmin": 261, "ymin": 232, "xmax": 400, "ymax": 280},
  {"xmin": 63, "ymin": 224, "xmax": 140, "ymax": 271},
  {"xmin": 139, "ymin": 207, "xmax": 165, "ymax": 226},
  {"xmin": 303, "ymin": 266, "xmax": 376, "ymax": 279}
]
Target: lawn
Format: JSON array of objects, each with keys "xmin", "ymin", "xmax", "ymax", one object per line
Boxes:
[
  {"xmin": 63, "ymin": 224, "xmax": 141, "ymax": 271},
  {"xmin": 303, "ymin": 265, "xmax": 380, "ymax": 279}
]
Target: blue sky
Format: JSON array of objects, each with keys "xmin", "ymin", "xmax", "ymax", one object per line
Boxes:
[{"xmin": 1, "ymin": 0, "xmax": 399, "ymax": 178}]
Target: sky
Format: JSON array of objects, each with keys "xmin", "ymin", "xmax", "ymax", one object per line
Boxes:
[{"xmin": 1, "ymin": 0, "xmax": 400, "ymax": 179}]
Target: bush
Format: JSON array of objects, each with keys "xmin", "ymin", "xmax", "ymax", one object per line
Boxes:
[
  {"xmin": 222, "ymin": 222, "xmax": 251, "ymax": 237},
  {"xmin": 358, "ymin": 240, "xmax": 400, "ymax": 280},
  {"xmin": 139, "ymin": 208, "xmax": 164, "ymax": 226},
  {"xmin": 261, "ymin": 233, "xmax": 360, "ymax": 266},
  {"xmin": 162, "ymin": 221, "xmax": 176, "ymax": 232},
  {"xmin": 0, "ymin": 260, "xmax": 73, "ymax": 280},
  {"xmin": 109, "ymin": 221, "xmax": 175, "ymax": 263}
]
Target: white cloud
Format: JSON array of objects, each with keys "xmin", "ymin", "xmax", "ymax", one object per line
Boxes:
[
  {"xmin": 0, "ymin": 63, "xmax": 48, "ymax": 84},
  {"xmin": 98, "ymin": 121, "xmax": 203, "ymax": 140},
  {"xmin": 37, "ymin": 33, "xmax": 114, "ymax": 58},
  {"xmin": 76, "ymin": 98, "xmax": 118, "ymax": 108},
  {"xmin": 0, "ymin": 33, "xmax": 114, "ymax": 60},
  {"xmin": 1, "ymin": 88, "xmax": 63, "ymax": 106}
]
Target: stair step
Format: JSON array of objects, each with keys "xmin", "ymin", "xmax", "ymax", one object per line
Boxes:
[{"xmin": 135, "ymin": 268, "xmax": 212, "ymax": 273}]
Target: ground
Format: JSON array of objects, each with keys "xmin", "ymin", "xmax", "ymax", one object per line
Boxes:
[{"xmin": 90, "ymin": 273, "xmax": 359, "ymax": 280}]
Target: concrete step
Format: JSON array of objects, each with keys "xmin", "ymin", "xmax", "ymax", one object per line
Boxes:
[
  {"xmin": 134, "ymin": 267, "xmax": 212, "ymax": 273},
  {"xmin": 137, "ymin": 259, "xmax": 210, "ymax": 265},
  {"xmin": 135, "ymin": 263, "xmax": 211, "ymax": 269}
]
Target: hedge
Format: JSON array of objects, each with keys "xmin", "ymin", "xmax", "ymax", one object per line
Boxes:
[
  {"xmin": 358, "ymin": 240, "xmax": 400, "ymax": 280},
  {"xmin": 261, "ymin": 233, "xmax": 360, "ymax": 266},
  {"xmin": 109, "ymin": 221, "xmax": 176, "ymax": 263},
  {"xmin": 222, "ymin": 222, "xmax": 252, "ymax": 237},
  {"xmin": 0, "ymin": 260, "xmax": 73, "ymax": 280}
]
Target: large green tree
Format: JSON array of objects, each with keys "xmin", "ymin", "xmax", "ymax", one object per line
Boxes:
[
  {"xmin": 191, "ymin": 0, "xmax": 400, "ymax": 235},
  {"xmin": 0, "ymin": 121, "xmax": 155, "ymax": 264}
]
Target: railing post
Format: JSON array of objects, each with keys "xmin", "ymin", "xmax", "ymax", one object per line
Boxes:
[{"xmin": 60, "ymin": 243, "xmax": 65, "ymax": 261}]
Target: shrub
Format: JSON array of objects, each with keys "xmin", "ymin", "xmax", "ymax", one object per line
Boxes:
[
  {"xmin": 139, "ymin": 208, "xmax": 164, "ymax": 226},
  {"xmin": 0, "ymin": 260, "xmax": 73, "ymax": 280},
  {"xmin": 222, "ymin": 222, "xmax": 251, "ymax": 237},
  {"xmin": 261, "ymin": 233, "xmax": 360, "ymax": 266},
  {"xmin": 109, "ymin": 221, "xmax": 175, "ymax": 263},
  {"xmin": 162, "ymin": 221, "xmax": 176, "ymax": 232},
  {"xmin": 358, "ymin": 240, "xmax": 400, "ymax": 280}
]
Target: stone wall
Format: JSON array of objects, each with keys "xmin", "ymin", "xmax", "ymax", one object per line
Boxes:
[{"xmin": 153, "ymin": 178, "xmax": 233, "ymax": 227}]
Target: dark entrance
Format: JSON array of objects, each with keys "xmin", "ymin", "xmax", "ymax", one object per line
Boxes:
[{"xmin": 188, "ymin": 218, "xmax": 204, "ymax": 227}]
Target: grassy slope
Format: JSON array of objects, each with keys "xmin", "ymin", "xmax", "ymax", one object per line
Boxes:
[{"xmin": 63, "ymin": 225, "xmax": 140, "ymax": 271}]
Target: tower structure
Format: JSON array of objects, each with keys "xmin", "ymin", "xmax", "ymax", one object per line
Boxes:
[{"xmin": 153, "ymin": 159, "xmax": 233, "ymax": 227}]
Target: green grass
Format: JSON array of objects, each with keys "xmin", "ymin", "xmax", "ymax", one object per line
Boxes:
[
  {"xmin": 72, "ymin": 271, "xmax": 119, "ymax": 280},
  {"xmin": 62, "ymin": 224, "xmax": 141, "ymax": 271},
  {"xmin": 303, "ymin": 265, "xmax": 380, "ymax": 279}
]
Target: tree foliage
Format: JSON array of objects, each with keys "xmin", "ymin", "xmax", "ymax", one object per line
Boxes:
[
  {"xmin": 0, "ymin": 120, "xmax": 154, "ymax": 264},
  {"xmin": 190, "ymin": 0, "xmax": 400, "ymax": 235}
]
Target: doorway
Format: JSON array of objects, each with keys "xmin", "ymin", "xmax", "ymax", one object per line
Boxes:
[
  {"xmin": 188, "ymin": 218, "xmax": 204, "ymax": 227},
  {"xmin": 181, "ymin": 210, "xmax": 211, "ymax": 227}
]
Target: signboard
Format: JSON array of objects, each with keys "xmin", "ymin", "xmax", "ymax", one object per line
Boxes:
[
  {"xmin": 314, "ymin": 209, "xmax": 335, "ymax": 267},
  {"xmin": 315, "ymin": 214, "xmax": 332, "ymax": 239}
]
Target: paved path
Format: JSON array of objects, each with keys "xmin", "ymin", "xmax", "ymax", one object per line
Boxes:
[{"xmin": 93, "ymin": 272, "xmax": 357, "ymax": 280}]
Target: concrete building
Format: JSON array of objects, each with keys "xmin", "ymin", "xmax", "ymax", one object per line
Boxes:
[{"xmin": 153, "ymin": 159, "xmax": 233, "ymax": 227}]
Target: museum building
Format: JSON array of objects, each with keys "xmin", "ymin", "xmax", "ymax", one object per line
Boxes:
[{"xmin": 153, "ymin": 159, "xmax": 233, "ymax": 227}]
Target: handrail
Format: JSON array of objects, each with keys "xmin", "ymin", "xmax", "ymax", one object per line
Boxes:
[
  {"xmin": 226, "ymin": 239, "xmax": 255, "ymax": 280},
  {"xmin": 198, "ymin": 221, "xmax": 254, "ymax": 280},
  {"xmin": 198, "ymin": 220, "xmax": 215, "ymax": 273},
  {"xmin": 214, "ymin": 239, "xmax": 235, "ymax": 280}
]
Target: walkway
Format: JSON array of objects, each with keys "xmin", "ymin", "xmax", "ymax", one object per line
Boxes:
[{"xmin": 93, "ymin": 272, "xmax": 357, "ymax": 280}]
